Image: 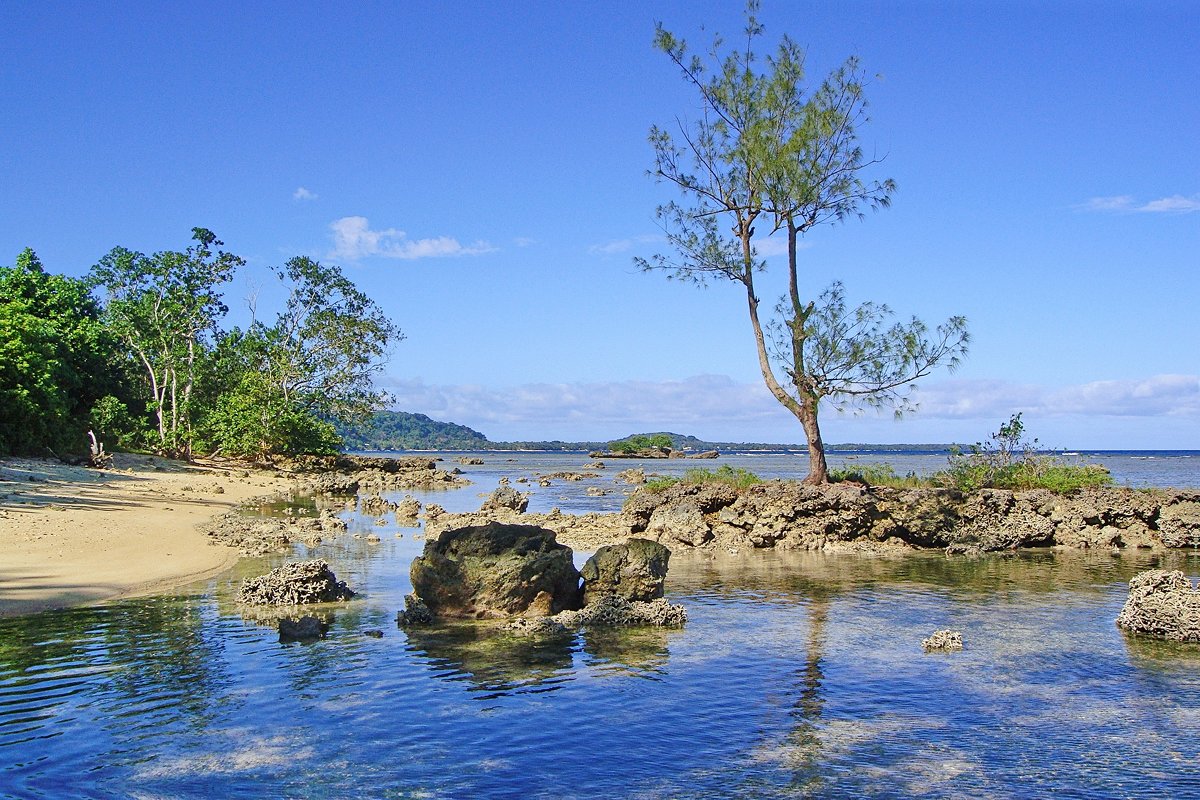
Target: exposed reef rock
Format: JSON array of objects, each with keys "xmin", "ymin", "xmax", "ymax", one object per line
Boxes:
[
  {"xmin": 553, "ymin": 596, "xmax": 688, "ymax": 628},
  {"xmin": 580, "ymin": 538, "xmax": 671, "ymax": 605},
  {"xmin": 283, "ymin": 454, "xmax": 469, "ymax": 495},
  {"xmin": 205, "ymin": 509, "xmax": 349, "ymax": 556},
  {"xmin": 426, "ymin": 481, "xmax": 1200, "ymax": 554},
  {"xmin": 588, "ymin": 448, "xmax": 719, "ymax": 460},
  {"xmin": 922, "ymin": 629, "xmax": 964, "ymax": 652},
  {"xmin": 480, "ymin": 486, "xmax": 530, "ymax": 515},
  {"xmin": 1116, "ymin": 569, "xmax": 1200, "ymax": 642},
  {"xmin": 408, "ymin": 522, "xmax": 582, "ymax": 619},
  {"xmin": 238, "ymin": 559, "xmax": 355, "ymax": 606}
]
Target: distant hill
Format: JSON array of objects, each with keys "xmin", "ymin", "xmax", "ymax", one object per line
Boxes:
[
  {"xmin": 339, "ymin": 411, "xmax": 956, "ymax": 453},
  {"xmin": 336, "ymin": 411, "xmax": 492, "ymax": 451}
]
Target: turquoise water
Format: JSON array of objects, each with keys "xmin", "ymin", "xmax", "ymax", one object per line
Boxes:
[{"xmin": 2, "ymin": 452, "xmax": 1199, "ymax": 798}]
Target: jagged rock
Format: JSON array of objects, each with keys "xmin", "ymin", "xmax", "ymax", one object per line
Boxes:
[
  {"xmin": 690, "ymin": 450, "xmax": 720, "ymax": 459},
  {"xmin": 408, "ymin": 522, "xmax": 582, "ymax": 618},
  {"xmin": 396, "ymin": 497, "xmax": 421, "ymax": 522},
  {"xmin": 396, "ymin": 593, "xmax": 433, "ymax": 626},
  {"xmin": 237, "ymin": 560, "xmax": 355, "ymax": 605},
  {"xmin": 922, "ymin": 629, "xmax": 963, "ymax": 651},
  {"xmin": 360, "ymin": 494, "xmax": 397, "ymax": 516},
  {"xmin": 480, "ymin": 486, "xmax": 530, "ymax": 514},
  {"xmin": 278, "ymin": 615, "xmax": 329, "ymax": 642},
  {"xmin": 616, "ymin": 468, "xmax": 646, "ymax": 485},
  {"xmin": 581, "ymin": 538, "xmax": 671, "ymax": 604},
  {"xmin": 456, "ymin": 456, "xmax": 485, "ymax": 465},
  {"xmin": 553, "ymin": 595, "xmax": 687, "ymax": 628},
  {"xmin": 1116, "ymin": 569, "xmax": 1200, "ymax": 642},
  {"xmin": 586, "ymin": 487, "xmax": 607, "ymax": 497}
]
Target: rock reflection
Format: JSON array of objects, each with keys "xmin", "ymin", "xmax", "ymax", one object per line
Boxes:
[
  {"xmin": 402, "ymin": 621, "xmax": 577, "ymax": 697},
  {"xmin": 580, "ymin": 626, "xmax": 672, "ymax": 677}
]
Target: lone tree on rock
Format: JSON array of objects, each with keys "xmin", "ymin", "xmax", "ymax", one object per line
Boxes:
[{"xmin": 638, "ymin": 3, "xmax": 969, "ymax": 483}]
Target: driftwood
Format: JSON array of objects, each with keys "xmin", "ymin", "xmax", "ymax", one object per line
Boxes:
[{"xmin": 86, "ymin": 430, "xmax": 113, "ymax": 469}]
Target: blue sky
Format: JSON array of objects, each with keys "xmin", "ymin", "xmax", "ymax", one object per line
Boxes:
[{"xmin": 2, "ymin": 1, "xmax": 1197, "ymax": 448}]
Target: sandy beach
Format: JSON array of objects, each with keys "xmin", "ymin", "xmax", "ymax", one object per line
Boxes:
[{"xmin": 0, "ymin": 454, "xmax": 295, "ymax": 617}]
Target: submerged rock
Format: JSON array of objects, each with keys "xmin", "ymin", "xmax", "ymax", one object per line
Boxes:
[
  {"xmin": 922, "ymin": 629, "xmax": 964, "ymax": 652},
  {"xmin": 408, "ymin": 522, "xmax": 582, "ymax": 619},
  {"xmin": 581, "ymin": 538, "xmax": 671, "ymax": 605},
  {"xmin": 238, "ymin": 559, "xmax": 355, "ymax": 606},
  {"xmin": 1116, "ymin": 569, "xmax": 1200, "ymax": 642},
  {"xmin": 278, "ymin": 615, "xmax": 329, "ymax": 643}
]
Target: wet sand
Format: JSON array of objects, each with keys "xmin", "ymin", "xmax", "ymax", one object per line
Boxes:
[{"xmin": 0, "ymin": 454, "xmax": 295, "ymax": 617}]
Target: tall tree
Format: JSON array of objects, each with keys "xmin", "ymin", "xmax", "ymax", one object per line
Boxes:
[
  {"xmin": 639, "ymin": 4, "xmax": 969, "ymax": 482},
  {"xmin": 195, "ymin": 256, "xmax": 400, "ymax": 459},
  {"xmin": 90, "ymin": 228, "xmax": 244, "ymax": 457}
]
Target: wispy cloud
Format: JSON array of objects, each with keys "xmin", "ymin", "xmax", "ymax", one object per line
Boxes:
[
  {"xmin": 1080, "ymin": 194, "xmax": 1200, "ymax": 214},
  {"xmin": 381, "ymin": 373, "xmax": 1200, "ymax": 442},
  {"xmin": 588, "ymin": 234, "xmax": 660, "ymax": 256},
  {"xmin": 329, "ymin": 216, "xmax": 496, "ymax": 261},
  {"xmin": 293, "ymin": 187, "xmax": 318, "ymax": 201}
]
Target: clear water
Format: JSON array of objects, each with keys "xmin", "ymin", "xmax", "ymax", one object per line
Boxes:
[{"xmin": 2, "ymin": 452, "xmax": 1199, "ymax": 799}]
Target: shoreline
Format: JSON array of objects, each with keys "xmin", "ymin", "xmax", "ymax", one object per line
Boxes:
[{"xmin": 0, "ymin": 454, "xmax": 296, "ymax": 618}]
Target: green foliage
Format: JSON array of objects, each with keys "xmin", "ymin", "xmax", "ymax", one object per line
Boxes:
[
  {"xmin": 934, "ymin": 414, "xmax": 1113, "ymax": 492},
  {"xmin": 0, "ymin": 249, "xmax": 127, "ymax": 455},
  {"xmin": 90, "ymin": 228, "xmax": 244, "ymax": 457},
  {"xmin": 610, "ymin": 433, "xmax": 675, "ymax": 453},
  {"xmin": 645, "ymin": 464, "xmax": 763, "ymax": 494},
  {"xmin": 828, "ymin": 462, "xmax": 924, "ymax": 488},
  {"xmin": 192, "ymin": 258, "xmax": 399, "ymax": 459},
  {"xmin": 88, "ymin": 395, "xmax": 148, "ymax": 451}
]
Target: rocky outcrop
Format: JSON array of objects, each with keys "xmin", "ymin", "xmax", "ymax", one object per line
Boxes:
[
  {"xmin": 286, "ymin": 455, "xmax": 469, "ymax": 495},
  {"xmin": 554, "ymin": 596, "xmax": 687, "ymax": 628},
  {"xmin": 408, "ymin": 522, "xmax": 582, "ymax": 618},
  {"xmin": 480, "ymin": 486, "xmax": 530, "ymax": 515},
  {"xmin": 922, "ymin": 629, "xmax": 963, "ymax": 651},
  {"xmin": 238, "ymin": 560, "xmax": 355, "ymax": 605},
  {"xmin": 581, "ymin": 539, "xmax": 671, "ymax": 605},
  {"xmin": 205, "ymin": 510, "xmax": 349, "ymax": 556},
  {"xmin": 422, "ymin": 480, "xmax": 1200, "ymax": 554},
  {"xmin": 1116, "ymin": 569, "xmax": 1200, "ymax": 642},
  {"xmin": 588, "ymin": 448, "xmax": 720, "ymax": 460}
]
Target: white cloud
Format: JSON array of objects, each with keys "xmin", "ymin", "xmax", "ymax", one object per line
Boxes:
[
  {"xmin": 293, "ymin": 187, "xmax": 318, "ymax": 201},
  {"xmin": 588, "ymin": 234, "xmax": 660, "ymax": 255},
  {"xmin": 1080, "ymin": 194, "xmax": 1200, "ymax": 214},
  {"xmin": 381, "ymin": 373, "xmax": 1200, "ymax": 443},
  {"xmin": 329, "ymin": 216, "xmax": 496, "ymax": 261}
]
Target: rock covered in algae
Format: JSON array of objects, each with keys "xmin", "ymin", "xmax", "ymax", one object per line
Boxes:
[
  {"xmin": 408, "ymin": 522, "xmax": 581, "ymax": 618},
  {"xmin": 1116, "ymin": 569, "xmax": 1200, "ymax": 642},
  {"xmin": 238, "ymin": 559, "xmax": 355, "ymax": 606},
  {"xmin": 922, "ymin": 629, "xmax": 964, "ymax": 652},
  {"xmin": 580, "ymin": 538, "xmax": 671, "ymax": 605}
]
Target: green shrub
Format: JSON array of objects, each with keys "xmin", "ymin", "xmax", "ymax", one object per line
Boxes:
[
  {"xmin": 829, "ymin": 462, "xmax": 925, "ymax": 488},
  {"xmin": 610, "ymin": 433, "xmax": 674, "ymax": 453},
  {"xmin": 933, "ymin": 414, "xmax": 1112, "ymax": 492},
  {"xmin": 642, "ymin": 464, "xmax": 762, "ymax": 494}
]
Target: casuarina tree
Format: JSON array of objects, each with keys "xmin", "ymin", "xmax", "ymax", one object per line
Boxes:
[{"xmin": 638, "ymin": 3, "xmax": 969, "ymax": 482}]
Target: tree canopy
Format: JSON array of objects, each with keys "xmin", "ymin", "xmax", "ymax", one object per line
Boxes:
[{"xmin": 639, "ymin": 3, "xmax": 969, "ymax": 482}]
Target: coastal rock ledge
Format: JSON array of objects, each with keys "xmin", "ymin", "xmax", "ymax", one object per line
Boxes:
[
  {"xmin": 429, "ymin": 483, "xmax": 1200, "ymax": 554},
  {"xmin": 1115, "ymin": 569, "xmax": 1200, "ymax": 642}
]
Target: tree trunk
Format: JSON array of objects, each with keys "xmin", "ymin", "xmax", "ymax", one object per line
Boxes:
[{"xmin": 797, "ymin": 396, "xmax": 828, "ymax": 484}]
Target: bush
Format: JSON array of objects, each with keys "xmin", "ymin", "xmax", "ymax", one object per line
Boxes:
[
  {"xmin": 828, "ymin": 462, "xmax": 924, "ymax": 488},
  {"xmin": 933, "ymin": 414, "xmax": 1112, "ymax": 492},
  {"xmin": 644, "ymin": 465, "xmax": 762, "ymax": 494}
]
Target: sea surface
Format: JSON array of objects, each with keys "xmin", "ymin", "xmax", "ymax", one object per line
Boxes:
[{"xmin": 2, "ymin": 450, "xmax": 1198, "ymax": 799}]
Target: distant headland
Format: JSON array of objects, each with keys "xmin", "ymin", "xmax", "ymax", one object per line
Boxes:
[{"xmin": 336, "ymin": 410, "xmax": 957, "ymax": 454}]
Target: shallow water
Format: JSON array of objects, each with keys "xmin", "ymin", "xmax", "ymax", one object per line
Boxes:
[{"xmin": 2, "ymin": 452, "xmax": 1199, "ymax": 798}]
